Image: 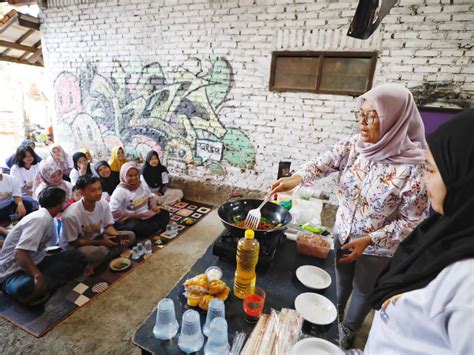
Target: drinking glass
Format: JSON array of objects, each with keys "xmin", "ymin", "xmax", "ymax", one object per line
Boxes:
[
  {"xmin": 243, "ymin": 287, "xmax": 266, "ymax": 323},
  {"xmin": 153, "ymin": 298, "xmax": 179, "ymax": 340},
  {"xmin": 178, "ymin": 309, "xmax": 204, "ymax": 353},
  {"xmin": 144, "ymin": 240, "xmax": 152, "ymax": 254},
  {"xmin": 204, "ymin": 317, "xmax": 230, "ymax": 355},
  {"xmin": 9, "ymin": 214, "xmax": 19, "ymax": 226},
  {"xmin": 203, "ymin": 298, "xmax": 225, "ymax": 336}
]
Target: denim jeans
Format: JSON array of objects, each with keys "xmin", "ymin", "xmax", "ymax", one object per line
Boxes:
[{"xmin": 2, "ymin": 249, "xmax": 86, "ymax": 302}]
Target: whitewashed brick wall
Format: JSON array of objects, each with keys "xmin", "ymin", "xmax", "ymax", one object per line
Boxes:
[{"xmin": 40, "ymin": 0, "xmax": 473, "ymax": 201}]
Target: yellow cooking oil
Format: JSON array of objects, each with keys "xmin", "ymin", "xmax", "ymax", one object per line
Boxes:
[{"xmin": 233, "ymin": 229, "xmax": 260, "ymax": 299}]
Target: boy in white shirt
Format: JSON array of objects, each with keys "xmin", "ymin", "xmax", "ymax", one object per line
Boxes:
[
  {"xmin": 0, "ymin": 187, "xmax": 86, "ymax": 306},
  {"xmin": 0, "ymin": 168, "xmax": 31, "ymax": 221},
  {"xmin": 60, "ymin": 175, "xmax": 135, "ymax": 275}
]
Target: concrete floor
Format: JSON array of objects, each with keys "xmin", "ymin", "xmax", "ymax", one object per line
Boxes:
[{"xmin": 0, "ymin": 209, "xmax": 372, "ymax": 354}]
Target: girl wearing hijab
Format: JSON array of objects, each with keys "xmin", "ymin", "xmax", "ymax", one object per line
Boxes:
[
  {"xmin": 5, "ymin": 140, "xmax": 42, "ymax": 168},
  {"xmin": 69, "ymin": 152, "xmax": 93, "ymax": 185},
  {"xmin": 363, "ymin": 109, "xmax": 474, "ymax": 354},
  {"xmin": 108, "ymin": 146, "xmax": 127, "ymax": 173},
  {"xmin": 110, "ymin": 162, "xmax": 170, "ymax": 238},
  {"xmin": 47, "ymin": 144, "xmax": 73, "ymax": 181},
  {"xmin": 33, "ymin": 160, "xmax": 72, "ymax": 201},
  {"xmin": 141, "ymin": 150, "xmax": 184, "ymax": 206},
  {"xmin": 94, "ymin": 161, "xmax": 120, "ymax": 198},
  {"xmin": 272, "ymin": 84, "xmax": 429, "ymax": 348}
]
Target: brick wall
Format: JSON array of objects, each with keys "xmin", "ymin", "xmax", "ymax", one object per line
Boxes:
[{"xmin": 40, "ymin": 0, "xmax": 473, "ymax": 201}]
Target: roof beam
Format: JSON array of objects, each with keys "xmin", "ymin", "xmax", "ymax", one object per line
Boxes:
[
  {"xmin": 0, "ymin": 39, "xmax": 36, "ymax": 52},
  {"xmin": 0, "ymin": 54, "xmax": 42, "ymax": 66},
  {"xmin": 1, "ymin": 28, "xmax": 35, "ymax": 56}
]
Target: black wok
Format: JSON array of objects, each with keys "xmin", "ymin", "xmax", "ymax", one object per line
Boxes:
[{"xmin": 218, "ymin": 199, "xmax": 292, "ymax": 239}]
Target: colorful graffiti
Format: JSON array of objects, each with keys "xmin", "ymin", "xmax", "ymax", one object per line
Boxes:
[{"xmin": 53, "ymin": 58, "xmax": 255, "ymax": 174}]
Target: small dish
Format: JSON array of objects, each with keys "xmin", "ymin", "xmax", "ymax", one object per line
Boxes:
[
  {"xmin": 296, "ymin": 265, "xmax": 331, "ymax": 289},
  {"xmin": 109, "ymin": 257, "xmax": 132, "ymax": 272},
  {"xmin": 205, "ymin": 266, "xmax": 222, "ymax": 281},
  {"xmin": 290, "ymin": 337, "xmax": 344, "ymax": 355},
  {"xmin": 294, "ymin": 293, "xmax": 337, "ymax": 325}
]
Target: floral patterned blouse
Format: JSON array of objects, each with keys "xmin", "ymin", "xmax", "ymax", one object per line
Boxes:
[{"xmin": 295, "ymin": 135, "xmax": 429, "ymax": 257}]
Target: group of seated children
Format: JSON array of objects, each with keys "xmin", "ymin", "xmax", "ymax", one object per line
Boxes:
[{"xmin": 0, "ymin": 144, "xmax": 183, "ymax": 306}]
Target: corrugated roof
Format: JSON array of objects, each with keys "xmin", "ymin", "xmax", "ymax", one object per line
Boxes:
[{"xmin": 0, "ymin": 9, "xmax": 42, "ymax": 67}]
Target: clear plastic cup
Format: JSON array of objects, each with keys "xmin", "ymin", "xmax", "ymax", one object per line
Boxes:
[
  {"xmin": 204, "ymin": 317, "xmax": 230, "ymax": 355},
  {"xmin": 166, "ymin": 222, "xmax": 178, "ymax": 238},
  {"xmin": 178, "ymin": 309, "xmax": 204, "ymax": 353},
  {"xmin": 153, "ymin": 298, "xmax": 179, "ymax": 340},
  {"xmin": 9, "ymin": 214, "xmax": 19, "ymax": 226},
  {"xmin": 136, "ymin": 242, "xmax": 145, "ymax": 255},
  {"xmin": 144, "ymin": 240, "xmax": 152, "ymax": 254},
  {"xmin": 203, "ymin": 298, "xmax": 225, "ymax": 337}
]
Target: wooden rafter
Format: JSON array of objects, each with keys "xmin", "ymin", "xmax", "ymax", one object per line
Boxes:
[
  {"xmin": 0, "ymin": 54, "xmax": 42, "ymax": 66},
  {"xmin": 1, "ymin": 28, "xmax": 35, "ymax": 56},
  {"xmin": 0, "ymin": 39, "xmax": 37, "ymax": 52}
]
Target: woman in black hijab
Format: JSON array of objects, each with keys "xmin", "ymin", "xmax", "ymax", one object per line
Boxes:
[
  {"xmin": 141, "ymin": 150, "xmax": 183, "ymax": 205},
  {"xmin": 94, "ymin": 160, "xmax": 120, "ymax": 198},
  {"xmin": 69, "ymin": 152, "xmax": 93, "ymax": 185},
  {"xmin": 363, "ymin": 109, "xmax": 474, "ymax": 354}
]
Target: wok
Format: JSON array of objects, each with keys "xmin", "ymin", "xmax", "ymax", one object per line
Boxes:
[{"xmin": 218, "ymin": 199, "xmax": 292, "ymax": 239}]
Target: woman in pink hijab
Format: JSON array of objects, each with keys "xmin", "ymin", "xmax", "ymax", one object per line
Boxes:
[
  {"xmin": 272, "ymin": 84, "xmax": 429, "ymax": 349},
  {"xmin": 47, "ymin": 144, "xmax": 73, "ymax": 182},
  {"xmin": 33, "ymin": 160, "xmax": 73, "ymax": 201}
]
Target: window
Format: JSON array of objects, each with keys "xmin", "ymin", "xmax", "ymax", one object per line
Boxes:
[{"xmin": 269, "ymin": 51, "xmax": 377, "ymax": 96}]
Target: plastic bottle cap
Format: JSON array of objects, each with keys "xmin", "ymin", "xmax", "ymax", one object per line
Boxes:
[{"xmin": 244, "ymin": 229, "xmax": 255, "ymax": 239}]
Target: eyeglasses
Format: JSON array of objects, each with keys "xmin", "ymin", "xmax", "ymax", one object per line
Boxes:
[{"xmin": 353, "ymin": 110, "xmax": 378, "ymax": 125}]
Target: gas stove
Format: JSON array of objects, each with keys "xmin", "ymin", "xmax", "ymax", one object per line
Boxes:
[{"xmin": 212, "ymin": 229, "xmax": 284, "ymax": 271}]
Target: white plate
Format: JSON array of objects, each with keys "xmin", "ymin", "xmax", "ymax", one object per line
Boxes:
[
  {"xmin": 294, "ymin": 293, "xmax": 337, "ymax": 325},
  {"xmin": 290, "ymin": 337, "xmax": 344, "ymax": 355},
  {"xmin": 296, "ymin": 265, "xmax": 331, "ymax": 289}
]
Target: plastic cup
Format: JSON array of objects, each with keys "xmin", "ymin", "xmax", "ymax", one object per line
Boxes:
[
  {"xmin": 204, "ymin": 317, "xmax": 230, "ymax": 355},
  {"xmin": 136, "ymin": 242, "xmax": 145, "ymax": 255},
  {"xmin": 9, "ymin": 214, "xmax": 19, "ymax": 226},
  {"xmin": 243, "ymin": 287, "xmax": 266, "ymax": 323},
  {"xmin": 144, "ymin": 240, "xmax": 152, "ymax": 254},
  {"xmin": 166, "ymin": 222, "xmax": 178, "ymax": 237},
  {"xmin": 178, "ymin": 309, "xmax": 204, "ymax": 353},
  {"xmin": 203, "ymin": 298, "xmax": 225, "ymax": 336},
  {"xmin": 153, "ymin": 298, "xmax": 179, "ymax": 340}
]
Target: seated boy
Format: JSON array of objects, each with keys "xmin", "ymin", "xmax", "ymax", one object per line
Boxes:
[
  {"xmin": 0, "ymin": 187, "xmax": 86, "ymax": 306},
  {"xmin": 0, "ymin": 168, "xmax": 34, "ymax": 221},
  {"xmin": 60, "ymin": 175, "xmax": 135, "ymax": 275}
]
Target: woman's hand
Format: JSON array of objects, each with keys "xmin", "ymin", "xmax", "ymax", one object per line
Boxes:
[
  {"xmin": 339, "ymin": 236, "xmax": 373, "ymax": 264},
  {"xmin": 78, "ymin": 162, "xmax": 88, "ymax": 175},
  {"xmin": 271, "ymin": 175, "xmax": 303, "ymax": 194},
  {"xmin": 16, "ymin": 203, "xmax": 26, "ymax": 217}
]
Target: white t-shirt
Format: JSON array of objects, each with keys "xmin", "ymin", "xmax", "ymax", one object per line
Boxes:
[
  {"xmin": 60, "ymin": 199, "xmax": 115, "ymax": 247},
  {"xmin": 0, "ymin": 174, "xmax": 21, "ymax": 209},
  {"xmin": 110, "ymin": 184, "xmax": 152, "ymax": 216},
  {"xmin": 140, "ymin": 173, "xmax": 169, "ymax": 194},
  {"xmin": 10, "ymin": 164, "xmax": 39, "ymax": 194},
  {"xmin": 364, "ymin": 259, "xmax": 474, "ymax": 355},
  {"xmin": 0, "ymin": 208, "xmax": 56, "ymax": 282},
  {"xmin": 33, "ymin": 180, "xmax": 73, "ymax": 201},
  {"xmin": 69, "ymin": 169, "xmax": 80, "ymax": 185}
]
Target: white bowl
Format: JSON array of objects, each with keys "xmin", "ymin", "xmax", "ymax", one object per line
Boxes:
[
  {"xmin": 290, "ymin": 337, "xmax": 344, "ymax": 355},
  {"xmin": 294, "ymin": 293, "xmax": 337, "ymax": 325},
  {"xmin": 296, "ymin": 265, "xmax": 331, "ymax": 290}
]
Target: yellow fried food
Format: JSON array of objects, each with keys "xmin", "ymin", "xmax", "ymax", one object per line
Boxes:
[
  {"xmin": 184, "ymin": 274, "xmax": 208, "ymax": 294},
  {"xmin": 198, "ymin": 294, "xmax": 214, "ymax": 311},
  {"xmin": 208, "ymin": 279, "xmax": 227, "ymax": 295},
  {"xmin": 187, "ymin": 292, "xmax": 201, "ymax": 307},
  {"xmin": 215, "ymin": 286, "xmax": 230, "ymax": 301}
]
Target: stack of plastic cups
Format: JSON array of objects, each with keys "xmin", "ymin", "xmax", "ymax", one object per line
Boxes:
[
  {"xmin": 203, "ymin": 298, "xmax": 225, "ymax": 336},
  {"xmin": 204, "ymin": 317, "xmax": 230, "ymax": 355},
  {"xmin": 153, "ymin": 298, "xmax": 179, "ymax": 340},
  {"xmin": 178, "ymin": 309, "xmax": 204, "ymax": 353}
]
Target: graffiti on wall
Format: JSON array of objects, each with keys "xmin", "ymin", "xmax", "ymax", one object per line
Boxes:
[{"xmin": 53, "ymin": 58, "xmax": 255, "ymax": 174}]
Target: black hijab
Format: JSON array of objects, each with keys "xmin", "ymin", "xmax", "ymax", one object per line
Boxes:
[
  {"xmin": 141, "ymin": 151, "xmax": 168, "ymax": 190},
  {"xmin": 370, "ymin": 109, "xmax": 474, "ymax": 310},
  {"xmin": 72, "ymin": 152, "xmax": 92, "ymax": 175},
  {"xmin": 94, "ymin": 160, "xmax": 120, "ymax": 195}
]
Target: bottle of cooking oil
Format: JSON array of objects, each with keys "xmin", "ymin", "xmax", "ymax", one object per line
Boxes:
[{"xmin": 234, "ymin": 229, "xmax": 260, "ymax": 299}]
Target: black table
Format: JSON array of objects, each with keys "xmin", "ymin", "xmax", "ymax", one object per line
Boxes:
[{"xmin": 133, "ymin": 234, "xmax": 338, "ymax": 354}]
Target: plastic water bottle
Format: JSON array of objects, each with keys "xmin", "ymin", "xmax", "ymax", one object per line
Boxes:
[{"xmin": 233, "ymin": 230, "xmax": 259, "ymax": 299}]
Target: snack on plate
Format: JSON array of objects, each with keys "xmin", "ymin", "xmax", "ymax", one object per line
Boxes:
[
  {"xmin": 199, "ymin": 294, "xmax": 214, "ymax": 311},
  {"xmin": 208, "ymin": 280, "xmax": 226, "ymax": 295},
  {"xmin": 184, "ymin": 274, "xmax": 208, "ymax": 294},
  {"xmin": 187, "ymin": 292, "xmax": 201, "ymax": 307},
  {"xmin": 296, "ymin": 233, "xmax": 331, "ymax": 259}
]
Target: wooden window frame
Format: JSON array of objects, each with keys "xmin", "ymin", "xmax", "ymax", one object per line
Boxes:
[{"xmin": 269, "ymin": 51, "xmax": 378, "ymax": 96}]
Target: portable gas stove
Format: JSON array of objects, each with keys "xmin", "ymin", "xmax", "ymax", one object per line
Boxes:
[{"xmin": 212, "ymin": 229, "xmax": 284, "ymax": 271}]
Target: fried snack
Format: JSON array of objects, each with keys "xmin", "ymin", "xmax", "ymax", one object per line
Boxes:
[
  {"xmin": 215, "ymin": 286, "xmax": 230, "ymax": 301},
  {"xmin": 208, "ymin": 279, "xmax": 226, "ymax": 295},
  {"xmin": 187, "ymin": 292, "xmax": 201, "ymax": 307},
  {"xmin": 198, "ymin": 294, "xmax": 214, "ymax": 311},
  {"xmin": 184, "ymin": 274, "xmax": 209, "ymax": 294}
]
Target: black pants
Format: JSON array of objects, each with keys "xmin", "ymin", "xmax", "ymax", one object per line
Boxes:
[
  {"xmin": 0, "ymin": 200, "xmax": 35, "ymax": 221},
  {"xmin": 115, "ymin": 210, "xmax": 170, "ymax": 238}
]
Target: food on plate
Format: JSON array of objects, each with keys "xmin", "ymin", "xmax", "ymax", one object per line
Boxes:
[
  {"xmin": 232, "ymin": 216, "xmax": 281, "ymax": 230},
  {"xmin": 109, "ymin": 257, "xmax": 131, "ymax": 271},
  {"xmin": 198, "ymin": 294, "xmax": 214, "ymax": 311},
  {"xmin": 182, "ymin": 217, "xmax": 195, "ymax": 225},
  {"xmin": 215, "ymin": 286, "xmax": 230, "ymax": 301},
  {"xmin": 296, "ymin": 233, "xmax": 331, "ymax": 259},
  {"xmin": 187, "ymin": 292, "xmax": 201, "ymax": 307},
  {"xmin": 208, "ymin": 279, "xmax": 226, "ymax": 295}
]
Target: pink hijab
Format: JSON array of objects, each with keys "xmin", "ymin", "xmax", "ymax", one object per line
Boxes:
[
  {"xmin": 356, "ymin": 84, "xmax": 427, "ymax": 165},
  {"xmin": 33, "ymin": 160, "xmax": 71, "ymax": 199},
  {"xmin": 49, "ymin": 143, "xmax": 71, "ymax": 173},
  {"xmin": 118, "ymin": 162, "xmax": 141, "ymax": 191}
]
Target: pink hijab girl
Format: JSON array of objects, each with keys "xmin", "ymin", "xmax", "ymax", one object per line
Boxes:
[
  {"xmin": 356, "ymin": 83, "xmax": 427, "ymax": 164},
  {"xmin": 49, "ymin": 144, "xmax": 72, "ymax": 176},
  {"xmin": 33, "ymin": 160, "xmax": 72, "ymax": 200}
]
